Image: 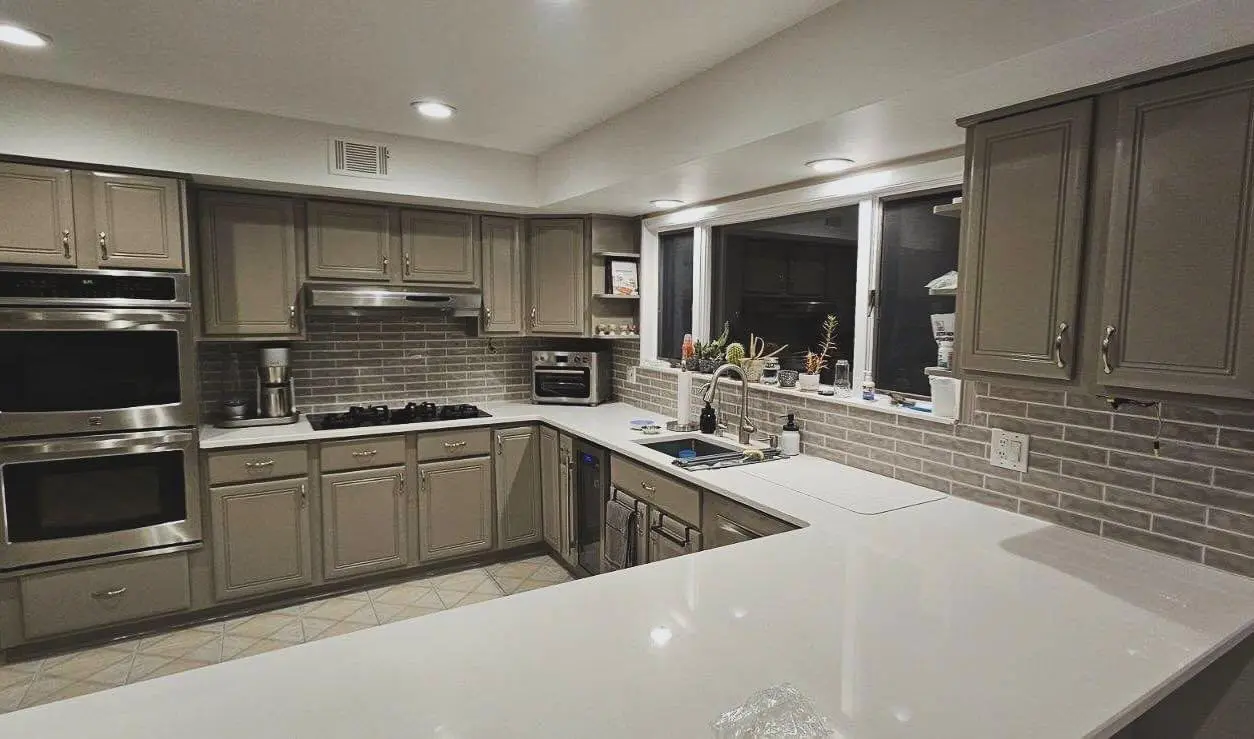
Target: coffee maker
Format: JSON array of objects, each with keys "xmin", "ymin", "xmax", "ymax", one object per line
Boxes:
[{"xmin": 257, "ymin": 347, "xmax": 296, "ymax": 418}]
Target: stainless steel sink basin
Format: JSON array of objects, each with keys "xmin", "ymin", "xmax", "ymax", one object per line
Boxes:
[{"xmin": 638, "ymin": 435, "xmax": 741, "ymax": 459}]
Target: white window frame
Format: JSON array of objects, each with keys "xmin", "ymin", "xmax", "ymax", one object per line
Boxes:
[{"xmin": 640, "ymin": 156, "xmax": 964, "ymax": 378}]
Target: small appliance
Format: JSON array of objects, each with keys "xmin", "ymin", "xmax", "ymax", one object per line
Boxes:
[{"xmin": 532, "ymin": 350, "xmax": 611, "ymax": 406}]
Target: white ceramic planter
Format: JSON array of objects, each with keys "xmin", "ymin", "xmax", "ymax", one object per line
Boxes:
[{"xmin": 797, "ymin": 373, "xmax": 821, "ymax": 392}]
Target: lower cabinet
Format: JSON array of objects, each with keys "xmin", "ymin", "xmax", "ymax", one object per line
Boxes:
[
  {"xmin": 557, "ymin": 433, "xmax": 576, "ymax": 566},
  {"xmin": 539, "ymin": 427, "xmax": 562, "ymax": 551},
  {"xmin": 209, "ymin": 477, "xmax": 313, "ymax": 601},
  {"xmin": 418, "ymin": 456, "xmax": 493, "ymax": 561},
  {"xmin": 645, "ymin": 509, "xmax": 702, "ymax": 563},
  {"xmin": 321, "ymin": 465, "xmax": 409, "ymax": 580},
  {"xmin": 495, "ymin": 426, "xmax": 543, "ymax": 549},
  {"xmin": 702, "ymin": 492, "xmax": 795, "ymax": 549}
]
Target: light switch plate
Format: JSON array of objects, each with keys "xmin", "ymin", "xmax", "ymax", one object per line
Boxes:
[
  {"xmin": 627, "ymin": 366, "xmax": 638, "ymax": 384},
  {"xmin": 990, "ymin": 428, "xmax": 1030, "ymax": 472}
]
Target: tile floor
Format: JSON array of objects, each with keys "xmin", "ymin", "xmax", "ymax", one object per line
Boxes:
[{"xmin": 0, "ymin": 554, "xmax": 572, "ymax": 714}]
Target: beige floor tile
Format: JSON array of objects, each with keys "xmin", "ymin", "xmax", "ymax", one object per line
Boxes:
[
  {"xmin": 22, "ymin": 679, "xmax": 110, "ymax": 708},
  {"xmin": 40, "ymin": 646, "xmax": 134, "ymax": 681},
  {"xmin": 182, "ymin": 637, "xmax": 225, "ymax": 664},
  {"xmin": 79, "ymin": 657, "xmax": 135, "ymax": 687},
  {"xmin": 219, "ymin": 635, "xmax": 263, "ymax": 661},
  {"xmin": 370, "ymin": 582, "xmax": 435, "ymax": 606},
  {"xmin": 339, "ymin": 589, "xmax": 372, "ymax": 602},
  {"xmin": 298, "ymin": 617, "xmax": 339, "ymax": 641},
  {"xmin": 530, "ymin": 564, "xmax": 572, "ymax": 583},
  {"xmin": 371, "ymin": 602, "xmax": 443, "ymax": 624},
  {"xmin": 447, "ymin": 591, "xmax": 501, "ymax": 609},
  {"xmin": 309, "ymin": 620, "xmax": 372, "ymax": 641},
  {"xmin": 0, "ymin": 666, "xmax": 35, "ymax": 691},
  {"xmin": 302, "ymin": 597, "xmax": 378, "ymax": 624},
  {"xmin": 0, "ymin": 680, "xmax": 31, "ymax": 712},
  {"xmin": 227, "ymin": 639, "xmax": 287, "ymax": 661},
  {"xmin": 269, "ymin": 619, "xmax": 306, "ymax": 644},
  {"xmin": 472, "ymin": 578, "xmax": 504, "ymax": 596},
  {"xmin": 2, "ymin": 659, "xmax": 41, "ymax": 675},
  {"xmin": 492, "ymin": 575, "xmax": 526, "ymax": 594},
  {"xmin": 225, "ymin": 613, "xmax": 302, "ymax": 640},
  {"xmin": 513, "ymin": 578, "xmax": 556, "ymax": 593},
  {"xmin": 489, "ymin": 561, "xmax": 542, "ymax": 580},
  {"xmin": 20, "ymin": 674, "xmax": 75, "ymax": 705},
  {"xmin": 432, "ymin": 570, "xmax": 491, "ymax": 592},
  {"xmin": 137, "ymin": 659, "xmax": 213, "ymax": 681},
  {"xmin": 138, "ymin": 628, "xmax": 220, "ymax": 659},
  {"xmin": 126, "ymin": 654, "xmax": 175, "ymax": 682}
]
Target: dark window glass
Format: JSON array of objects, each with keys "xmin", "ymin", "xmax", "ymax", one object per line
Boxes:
[
  {"xmin": 874, "ymin": 190, "xmax": 961, "ymax": 396},
  {"xmin": 657, "ymin": 230, "xmax": 694, "ymax": 359},
  {"xmin": 3, "ymin": 450, "xmax": 187, "ymax": 542},
  {"xmin": 711, "ymin": 206, "xmax": 859, "ymax": 378},
  {"xmin": 0, "ymin": 330, "xmax": 181, "ymax": 412}
]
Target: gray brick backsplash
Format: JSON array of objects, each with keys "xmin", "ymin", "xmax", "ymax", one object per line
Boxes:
[{"xmin": 610, "ymin": 353, "xmax": 1254, "ymax": 579}]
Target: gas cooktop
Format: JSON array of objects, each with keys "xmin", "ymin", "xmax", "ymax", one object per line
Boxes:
[{"xmin": 307, "ymin": 403, "xmax": 491, "ymax": 430}]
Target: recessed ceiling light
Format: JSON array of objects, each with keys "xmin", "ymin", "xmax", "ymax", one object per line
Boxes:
[
  {"xmin": 411, "ymin": 100, "xmax": 456, "ymax": 119},
  {"xmin": 0, "ymin": 23, "xmax": 50, "ymax": 48},
  {"xmin": 650, "ymin": 199, "xmax": 685, "ymax": 209},
  {"xmin": 806, "ymin": 158, "xmax": 855, "ymax": 174}
]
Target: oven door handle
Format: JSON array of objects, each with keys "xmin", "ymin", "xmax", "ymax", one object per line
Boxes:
[
  {"xmin": 0, "ymin": 308, "xmax": 190, "ymax": 328},
  {"xmin": 0, "ymin": 428, "xmax": 195, "ymax": 458},
  {"xmin": 533, "ymin": 368, "xmax": 587, "ymax": 376}
]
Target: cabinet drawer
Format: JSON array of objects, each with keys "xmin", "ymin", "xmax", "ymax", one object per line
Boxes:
[
  {"xmin": 320, "ymin": 435, "xmax": 406, "ymax": 472},
  {"xmin": 206, "ymin": 445, "xmax": 308, "ymax": 485},
  {"xmin": 417, "ymin": 429, "xmax": 491, "ymax": 460},
  {"xmin": 703, "ymin": 493, "xmax": 794, "ymax": 549},
  {"xmin": 21, "ymin": 554, "xmax": 191, "ymax": 639},
  {"xmin": 611, "ymin": 455, "xmax": 700, "ymax": 526}
]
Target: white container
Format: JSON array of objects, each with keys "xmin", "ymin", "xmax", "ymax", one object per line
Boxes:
[
  {"xmin": 676, "ymin": 370, "xmax": 693, "ymax": 424},
  {"xmin": 929, "ymin": 376, "xmax": 961, "ymax": 420},
  {"xmin": 797, "ymin": 373, "xmax": 821, "ymax": 392}
]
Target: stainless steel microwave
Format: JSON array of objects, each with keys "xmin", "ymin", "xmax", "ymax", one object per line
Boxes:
[{"xmin": 532, "ymin": 350, "xmax": 611, "ymax": 406}]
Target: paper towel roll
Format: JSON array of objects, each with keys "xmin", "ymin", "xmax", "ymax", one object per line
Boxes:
[{"xmin": 676, "ymin": 370, "xmax": 692, "ymax": 424}]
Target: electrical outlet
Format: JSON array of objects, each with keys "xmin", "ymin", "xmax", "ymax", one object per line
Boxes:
[
  {"xmin": 990, "ymin": 428, "xmax": 1030, "ymax": 472},
  {"xmin": 627, "ymin": 366, "xmax": 638, "ymax": 384}
]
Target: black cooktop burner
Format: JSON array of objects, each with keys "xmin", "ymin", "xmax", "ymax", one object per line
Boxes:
[{"xmin": 308, "ymin": 402, "xmax": 491, "ymax": 430}]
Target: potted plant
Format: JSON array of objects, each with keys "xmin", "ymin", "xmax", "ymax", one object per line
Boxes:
[
  {"xmin": 698, "ymin": 322, "xmax": 730, "ymax": 374},
  {"xmin": 738, "ymin": 334, "xmax": 787, "ymax": 382},
  {"xmin": 799, "ymin": 315, "xmax": 838, "ymax": 392}
]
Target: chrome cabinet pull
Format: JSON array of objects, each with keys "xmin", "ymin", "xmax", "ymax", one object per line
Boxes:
[
  {"xmin": 1054, "ymin": 321, "xmax": 1069, "ymax": 369},
  {"xmin": 289, "ymin": 304, "xmax": 297, "ymax": 329},
  {"xmin": 484, "ymin": 306, "xmax": 492, "ymax": 324},
  {"xmin": 61, "ymin": 229, "xmax": 71, "ymax": 259},
  {"xmin": 397, "ymin": 472, "xmax": 405, "ymax": 497},
  {"xmin": 244, "ymin": 459, "xmax": 276, "ymax": 469},
  {"xmin": 443, "ymin": 440, "xmax": 467, "ymax": 451},
  {"xmin": 497, "ymin": 436, "xmax": 504, "ymax": 455},
  {"xmin": 382, "ymin": 254, "xmax": 390, "ymax": 271},
  {"xmin": 639, "ymin": 482, "xmax": 656, "ymax": 494},
  {"xmin": 351, "ymin": 449, "xmax": 378, "ymax": 458},
  {"xmin": 299, "ymin": 483, "xmax": 307, "ymax": 508},
  {"xmin": 1101, "ymin": 325, "xmax": 1116, "ymax": 374},
  {"xmin": 404, "ymin": 253, "xmax": 411, "ymax": 276},
  {"xmin": 529, "ymin": 306, "xmax": 537, "ymax": 327},
  {"xmin": 91, "ymin": 586, "xmax": 127, "ymax": 600},
  {"xmin": 420, "ymin": 470, "xmax": 427, "ymax": 491},
  {"xmin": 651, "ymin": 523, "xmax": 690, "ymax": 548},
  {"xmin": 98, "ymin": 231, "xmax": 109, "ymax": 260}
]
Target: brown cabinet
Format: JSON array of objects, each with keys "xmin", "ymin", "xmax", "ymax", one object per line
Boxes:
[
  {"xmin": 495, "ymin": 426, "xmax": 542, "ymax": 549},
  {"xmin": 528, "ymin": 218, "xmax": 586, "ymax": 334},
  {"xmin": 417, "ymin": 456, "xmax": 493, "ymax": 561},
  {"xmin": 306, "ymin": 200, "xmax": 392, "ymax": 281},
  {"xmin": 321, "ymin": 465, "xmax": 409, "ymax": 580},
  {"xmin": 958, "ymin": 99, "xmax": 1093, "ymax": 382},
  {"xmin": 209, "ymin": 477, "xmax": 313, "ymax": 600},
  {"xmin": 1096, "ymin": 61, "xmax": 1254, "ymax": 400},
  {"xmin": 539, "ymin": 426, "xmax": 563, "ymax": 551},
  {"xmin": 0, "ymin": 162, "xmax": 76, "ymax": 267},
  {"xmin": 481, "ymin": 215, "xmax": 524, "ymax": 333},
  {"xmin": 198, "ymin": 192, "xmax": 304, "ymax": 338},
  {"xmin": 401, "ymin": 209, "xmax": 477, "ymax": 285},
  {"xmin": 86, "ymin": 173, "xmax": 184, "ymax": 270}
]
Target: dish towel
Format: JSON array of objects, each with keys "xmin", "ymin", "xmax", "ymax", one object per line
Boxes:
[{"xmin": 603, "ymin": 496, "xmax": 638, "ymax": 571}]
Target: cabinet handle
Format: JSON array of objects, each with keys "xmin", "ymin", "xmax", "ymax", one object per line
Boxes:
[
  {"xmin": 91, "ymin": 586, "xmax": 127, "ymax": 600},
  {"xmin": 443, "ymin": 440, "xmax": 467, "ymax": 451},
  {"xmin": 639, "ymin": 482, "xmax": 657, "ymax": 494},
  {"xmin": 404, "ymin": 253, "xmax": 411, "ymax": 276},
  {"xmin": 397, "ymin": 472, "xmax": 405, "ymax": 497},
  {"xmin": 299, "ymin": 483, "xmax": 307, "ymax": 508},
  {"xmin": 717, "ymin": 519, "xmax": 760, "ymax": 541},
  {"xmin": 98, "ymin": 231, "xmax": 109, "ymax": 260},
  {"xmin": 420, "ymin": 470, "xmax": 427, "ymax": 491},
  {"xmin": 62, "ymin": 230, "xmax": 71, "ymax": 259},
  {"xmin": 1053, "ymin": 322, "xmax": 1069, "ymax": 369},
  {"xmin": 497, "ymin": 436, "xmax": 504, "ymax": 455},
  {"xmin": 351, "ymin": 449, "xmax": 378, "ymax": 458},
  {"xmin": 651, "ymin": 523, "xmax": 691, "ymax": 548},
  {"xmin": 1101, "ymin": 325, "xmax": 1116, "ymax": 375},
  {"xmin": 484, "ymin": 306, "xmax": 492, "ymax": 325},
  {"xmin": 530, "ymin": 306, "xmax": 537, "ymax": 327},
  {"xmin": 383, "ymin": 254, "xmax": 390, "ymax": 271},
  {"xmin": 244, "ymin": 459, "xmax": 276, "ymax": 469}
]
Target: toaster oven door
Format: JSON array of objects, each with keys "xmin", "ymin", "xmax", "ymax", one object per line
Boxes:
[{"xmin": 532, "ymin": 367, "xmax": 593, "ymax": 404}]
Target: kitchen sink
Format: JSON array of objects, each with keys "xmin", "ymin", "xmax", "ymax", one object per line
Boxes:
[{"xmin": 639, "ymin": 435, "xmax": 741, "ymax": 459}]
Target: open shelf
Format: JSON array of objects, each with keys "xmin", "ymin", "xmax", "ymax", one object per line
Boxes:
[
  {"xmin": 594, "ymin": 293, "xmax": 640, "ymax": 300},
  {"xmin": 593, "ymin": 251, "xmax": 641, "ymax": 259},
  {"xmin": 924, "ymin": 366, "xmax": 954, "ymax": 377},
  {"xmin": 928, "ymin": 286, "xmax": 957, "ymax": 297},
  {"xmin": 932, "ymin": 197, "xmax": 964, "ymax": 218}
]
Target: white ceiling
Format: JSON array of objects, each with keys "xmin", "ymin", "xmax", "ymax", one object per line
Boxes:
[{"xmin": 0, "ymin": 0, "xmax": 837, "ymax": 155}]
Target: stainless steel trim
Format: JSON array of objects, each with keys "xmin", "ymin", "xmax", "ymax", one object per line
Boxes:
[
  {"xmin": 1101, "ymin": 325, "xmax": 1116, "ymax": 374},
  {"xmin": 0, "ymin": 428, "xmax": 202, "ymax": 571},
  {"xmin": 717, "ymin": 519, "xmax": 760, "ymax": 541},
  {"xmin": 243, "ymin": 459, "xmax": 276, "ymax": 469},
  {"xmin": 91, "ymin": 586, "xmax": 127, "ymax": 600},
  {"xmin": 1054, "ymin": 322, "xmax": 1069, "ymax": 369},
  {"xmin": 531, "ymin": 350, "xmax": 611, "ymax": 406},
  {"xmin": 534, "ymin": 368, "xmax": 587, "ymax": 376},
  {"xmin": 651, "ymin": 522, "xmax": 690, "ymax": 547},
  {"xmin": 304, "ymin": 284, "xmax": 482, "ymax": 317},
  {"xmin": 0, "ymin": 266, "xmax": 192, "ymax": 308},
  {"xmin": 443, "ymin": 441, "xmax": 466, "ymax": 451},
  {"xmin": 350, "ymin": 449, "xmax": 378, "ymax": 458},
  {"xmin": 0, "ymin": 307, "xmax": 197, "ymax": 439}
]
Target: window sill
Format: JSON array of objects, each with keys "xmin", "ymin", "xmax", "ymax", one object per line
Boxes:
[{"xmin": 645, "ymin": 364, "xmax": 958, "ymax": 425}]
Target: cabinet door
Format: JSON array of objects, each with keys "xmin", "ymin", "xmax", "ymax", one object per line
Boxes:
[
  {"xmin": 528, "ymin": 218, "xmax": 586, "ymax": 334},
  {"xmin": 199, "ymin": 192, "xmax": 303, "ymax": 337},
  {"xmin": 88, "ymin": 173, "xmax": 184, "ymax": 270},
  {"xmin": 417, "ymin": 456, "xmax": 493, "ymax": 561},
  {"xmin": 557, "ymin": 434, "xmax": 575, "ymax": 566},
  {"xmin": 306, "ymin": 200, "xmax": 392, "ymax": 281},
  {"xmin": 321, "ymin": 465, "xmax": 408, "ymax": 580},
  {"xmin": 958, "ymin": 99, "xmax": 1093, "ymax": 380},
  {"xmin": 495, "ymin": 426, "xmax": 542, "ymax": 549},
  {"xmin": 401, "ymin": 209, "xmax": 477, "ymax": 284},
  {"xmin": 0, "ymin": 162, "xmax": 75, "ymax": 266},
  {"xmin": 1098, "ymin": 61, "xmax": 1254, "ymax": 399},
  {"xmin": 481, "ymin": 216, "xmax": 524, "ymax": 333},
  {"xmin": 587, "ymin": 217, "xmax": 636, "ymax": 255},
  {"xmin": 539, "ymin": 426, "xmax": 562, "ymax": 551},
  {"xmin": 210, "ymin": 477, "xmax": 312, "ymax": 601}
]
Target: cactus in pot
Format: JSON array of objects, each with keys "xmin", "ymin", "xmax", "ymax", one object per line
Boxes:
[{"xmin": 740, "ymin": 333, "xmax": 787, "ymax": 382}]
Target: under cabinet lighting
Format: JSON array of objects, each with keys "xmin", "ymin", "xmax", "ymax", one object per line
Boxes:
[
  {"xmin": 806, "ymin": 158, "xmax": 855, "ymax": 174},
  {"xmin": 412, "ymin": 100, "xmax": 456, "ymax": 119},
  {"xmin": 0, "ymin": 24, "xmax": 50, "ymax": 48}
]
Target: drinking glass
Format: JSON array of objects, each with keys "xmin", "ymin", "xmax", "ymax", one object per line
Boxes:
[{"xmin": 833, "ymin": 360, "xmax": 852, "ymax": 397}]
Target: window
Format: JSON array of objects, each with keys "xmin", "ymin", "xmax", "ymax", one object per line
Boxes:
[
  {"xmin": 656, "ymin": 229, "xmax": 694, "ymax": 359},
  {"xmin": 710, "ymin": 206, "xmax": 859, "ymax": 377},
  {"xmin": 873, "ymin": 190, "xmax": 961, "ymax": 395}
]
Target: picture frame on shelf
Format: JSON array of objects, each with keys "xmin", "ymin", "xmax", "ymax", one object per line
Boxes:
[{"xmin": 606, "ymin": 258, "xmax": 639, "ymax": 296}]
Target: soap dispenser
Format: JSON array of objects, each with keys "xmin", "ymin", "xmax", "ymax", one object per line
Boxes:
[
  {"xmin": 699, "ymin": 402, "xmax": 718, "ymax": 434},
  {"xmin": 780, "ymin": 413, "xmax": 800, "ymax": 456}
]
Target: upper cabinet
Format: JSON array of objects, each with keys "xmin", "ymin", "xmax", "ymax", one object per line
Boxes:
[
  {"xmin": 957, "ymin": 99, "xmax": 1093, "ymax": 382},
  {"xmin": 0, "ymin": 164, "xmax": 184, "ymax": 271},
  {"xmin": 0, "ymin": 163, "xmax": 76, "ymax": 267},
  {"xmin": 481, "ymin": 216, "xmax": 524, "ymax": 333},
  {"xmin": 1097, "ymin": 61, "xmax": 1254, "ymax": 400},
  {"xmin": 198, "ymin": 192, "xmax": 304, "ymax": 338},
  {"xmin": 401, "ymin": 209, "xmax": 477, "ymax": 285},
  {"xmin": 306, "ymin": 200, "xmax": 392, "ymax": 281},
  {"xmin": 528, "ymin": 218, "xmax": 587, "ymax": 334}
]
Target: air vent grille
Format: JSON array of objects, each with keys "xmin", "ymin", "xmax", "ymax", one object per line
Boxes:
[{"xmin": 329, "ymin": 138, "xmax": 390, "ymax": 178}]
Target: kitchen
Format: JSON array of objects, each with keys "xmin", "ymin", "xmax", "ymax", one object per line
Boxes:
[{"xmin": 3, "ymin": 1, "xmax": 1254, "ymax": 737}]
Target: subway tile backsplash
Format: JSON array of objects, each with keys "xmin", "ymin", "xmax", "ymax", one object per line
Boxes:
[{"xmin": 611, "ymin": 341, "xmax": 1254, "ymax": 579}]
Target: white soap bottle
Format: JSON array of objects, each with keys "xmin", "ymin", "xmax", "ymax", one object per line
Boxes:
[{"xmin": 780, "ymin": 413, "xmax": 801, "ymax": 457}]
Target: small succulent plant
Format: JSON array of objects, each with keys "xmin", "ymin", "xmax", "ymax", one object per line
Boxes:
[
  {"xmin": 803, "ymin": 315, "xmax": 839, "ymax": 375},
  {"xmin": 725, "ymin": 342, "xmax": 746, "ymax": 365}
]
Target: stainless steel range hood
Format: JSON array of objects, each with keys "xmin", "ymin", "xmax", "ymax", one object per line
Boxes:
[{"xmin": 304, "ymin": 284, "xmax": 482, "ymax": 317}]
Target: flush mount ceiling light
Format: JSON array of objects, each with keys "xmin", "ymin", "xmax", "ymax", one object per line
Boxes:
[
  {"xmin": 0, "ymin": 23, "xmax": 50, "ymax": 48},
  {"xmin": 650, "ymin": 199, "xmax": 685, "ymax": 209},
  {"xmin": 411, "ymin": 100, "xmax": 456, "ymax": 119},
  {"xmin": 806, "ymin": 157, "xmax": 855, "ymax": 174}
]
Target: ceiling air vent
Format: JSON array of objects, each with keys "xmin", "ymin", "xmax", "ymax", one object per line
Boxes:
[{"xmin": 329, "ymin": 138, "xmax": 390, "ymax": 179}]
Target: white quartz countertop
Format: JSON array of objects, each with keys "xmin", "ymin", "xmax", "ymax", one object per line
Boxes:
[{"xmin": 7, "ymin": 402, "xmax": 1254, "ymax": 738}]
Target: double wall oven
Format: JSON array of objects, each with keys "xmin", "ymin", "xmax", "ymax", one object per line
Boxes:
[{"xmin": 0, "ymin": 267, "xmax": 201, "ymax": 571}]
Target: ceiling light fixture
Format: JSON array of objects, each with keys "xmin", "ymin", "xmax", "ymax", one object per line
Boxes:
[
  {"xmin": 412, "ymin": 100, "xmax": 456, "ymax": 119},
  {"xmin": 650, "ymin": 199, "xmax": 685, "ymax": 209},
  {"xmin": 806, "ymin": 157, "xmax": 855, "ymax": 174},
  {"xmin": 0, "ymin": 23, "xmax": 50, "ymax": 48}
]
